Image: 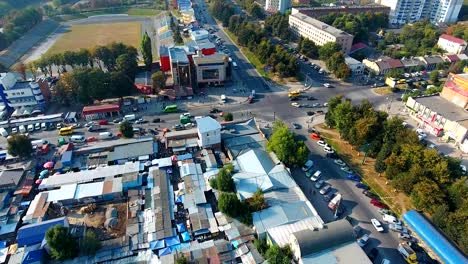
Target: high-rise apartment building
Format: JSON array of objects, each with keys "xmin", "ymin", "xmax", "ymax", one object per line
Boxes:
[
  {"xmin": 376, "ymin": 0, "xmax": 463, "ymax": 25},
  {"xmin": 265, "ymin": 0, "xmax": 291, "ymax": 13}
]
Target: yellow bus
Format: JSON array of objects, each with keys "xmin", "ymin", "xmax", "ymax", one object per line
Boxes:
[
  {"xmin": 58, "ymin": 127, "xmax": 73, "ymax": 136},
  {"xmin": 288, "ymin": 90, "xmax": 300, "ymax": 98}
]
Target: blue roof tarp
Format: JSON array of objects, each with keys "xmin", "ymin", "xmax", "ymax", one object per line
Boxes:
[
  {"xmin": 193, "ymin": 228, "xmax": 210, "ymax": 236},
  {"xmin": 177, "ymin": 153, "xmax": 192, "ymax": 161},
  {"xmin": 158, "ymin": 247, "xmax": 172, "ymax": 256},
  {"xmin": 403, "ymin": 210, "xmax": 468, "ymax": 264},
  {"xmin": 176, "ymin": 223, "xmax": 186, "ymax": 232},
  {"xmin": 181, "ymin": 231, "xmax": 190, "ymax": 242},
  {"xmin": 149, "ymin": 239, "xmax": 165, "ymax": 250},
  {"xmin": 22, "ymin": 249, "xmax": 44, "ymax": 264},
  {"xmin": 16, "ymin": 217, "xmax": 67, "ymax": 247},
  {"xmin": 0, "ymin": 241, "xmax": 6, "ymax": 249},
  {"xmin": 175, "ymin": 195, "xmax": 184, "ymax": 203},
  {"xmin": 164, "ymin": 236, "xmax": 180, "ymax": 247}
]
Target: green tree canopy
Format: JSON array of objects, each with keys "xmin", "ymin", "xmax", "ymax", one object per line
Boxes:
[
  {"xmin": 218, "ymin": 192, "xmax": 243, "ymax": 217},
  {"xmin": 223, "ymin": 112, "xmax": 233, "ymax": 121},
  {"xmin": 119, "ymin": 121, "xmax": 134, "ymax": 138},
  {"xmin": 80, "ymin": 230, "xmax": 101, "ymax": 255},
  {"xmin": 7, "ymin": 134, "xmax": 32, "ymax": 158},
  {"xmin": 211, "ymin": 164, "xmax": 235, "ymax": 192},
  {"xmin": 151, "ymin": 71, "xmax": 166, "ymax": 93},
  {"xmin": 140, "ymin": 31, "xmax": 153, "ymax": 70},
  {"xmin": 45, "ymin": 225, "xmax": 78, "ymax": 260},
  {"xmin": 318, "ymin": 42, "xmax": 341, "ymax": 61}
]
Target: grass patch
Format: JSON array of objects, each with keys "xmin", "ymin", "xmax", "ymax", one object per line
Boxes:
[
  {"xmin": 47, "ymin": 22, "xmax": 142, "ymax": 54},
  {"xmin": 128, "ymin": 8, "xmax": 162, "ymax": 16},
  {"xmin": 316, "ymin": 124, "xmax": 414, "ymax": 216},
  {"xmin": 373, "ymin": 87, "xmax": 393, "ymax": 95}
]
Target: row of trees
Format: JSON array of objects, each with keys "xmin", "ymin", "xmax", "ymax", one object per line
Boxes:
[
  {"xmin": 264, "ymin": 13, "xmax": 290, "ymax": 41},
  {"xmin": 266, "ymin": 120, "xmax": 309, "ymax": 167},
  {"xmin": 169, "ymin": 14, "xmax": 183, "ymax": 44},
  {"xmin": 326, "ymin": 96, "xmax": 468, "ymax": 253},
  {"xmin": 318, "ymin": 42, "xmax": 351, "ymax": 80},
  {"xmin": 208, "ymin": 0, "xmax": 235, "ymax": 27},
  {"xmin": 297, "ymin": 37, "xmax": 318, "ymax": 59},
  {"xmin": 319, "ymin": 12, "xmax": 388, "ymax": 43},
  {"xmin": 379, "ymin": 20, "xmax": 442, "ymax": 58},
  {"xmin": 33, "ymin": 42, "xmax": 138, "ymax": 77},
  {"xmin": 445, "ymin": 24, "xmax": 468, "ymax": 42},
  {"xmin": 237, "ymin": 0, "xmax": 264, "ymax": 19},
  {"xmin": 0, "ymin": 7, "xmax": 42, "ymax": 51},
  {"xmin": 211, "ymin": 164, "xmax": 266, "ymax": 225},
  {"xmin": 226, "ymin": 14, "xmax": 298, "ymax": 78}
]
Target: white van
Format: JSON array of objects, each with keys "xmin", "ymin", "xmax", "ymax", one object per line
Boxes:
[
  {"xmin": 124, "ymin": 114, "xmax": 136, "ymax": 121},
  {"xmin": 0, "ymin": 127, "xmax": 8, "ymax": 137},
  {"xmin": 70, "ymin": 135, "xmax": 86, "ymax": 143},
  {"xmin": 31, "ymin": 139, "xmax": 48, "ymax": 147},
  {"xmin": 19, "ymin": 125, "xmax": 26, "ymax": 133},
  {"xmin": 382, "ymin": 214, "xmax": 400, "ymax": 225},
  {"xmin": 27, "ymin": 124, "xmax": 34, "ymax": 132},
  {"xmin": 41, "ymin": 123, "xmax": 47, "ymax": 130},
  {"xmin": 99, "ymin": 132, "xmax": 113, "ymax": 140}
]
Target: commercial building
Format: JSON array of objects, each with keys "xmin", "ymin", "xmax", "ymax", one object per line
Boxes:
[
  {"xmin": 437, "ymin": 34, "xmax": 467, "ymax": 54},
  {"xmin": 289, "ymin": 9, "xmax": 354, "ymax": 54},
  {"xmin": 344, "ymin": 56, "xmax": 365, "ymax": 75},
  {"xmin": 193, "ymin": 53, "xmax": 229, "ymax": 86},
  {"xmin": 0, "ymin": 73, "xmax": 46, "ymax": 111},
  {"xmin": 82, "ymin": 104, "xmax": 120, "ymax": 121},
  {"xmin": 196, "ymin": 116, "xmax": 221, "ymax": 149},
  {"xmin": 293, "ymin": 5, "xmax": 390, "ymax": 18},
  {"xmin": 265, "ymin": 0, "xmax": 291, "ymax": 13},
  {"xmin": 441, "ymin": 73, "xmax": 468, "ymax": 109},
  {"xmin": 375, "ymin": 0, "xmax": 463, "ymax": 25}
]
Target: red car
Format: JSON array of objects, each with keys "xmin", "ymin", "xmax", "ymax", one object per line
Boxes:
[
  {"xmin": 86, "ymin": 136, "xmax": 97, "ymax": 143},
  {"xmin": 370, "ymin": 199, "xmax": 388, "ymax": 209},
  {"xmin": 98, "ymin": 120, "xmax": 108, "ymax": 125},
  {"xmin": 310, "ymin": 133, "xmax": 321, "ymax": 140}
]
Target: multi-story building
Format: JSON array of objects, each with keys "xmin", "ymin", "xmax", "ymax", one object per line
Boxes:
[
  {"xmin": 440, "ymin": 73, "xmax": 468, "ymax": 108},
  {"xmin": 193, "ymin": 53, "xmax": 229, "ymax": 86},
  {"xmin": 289, "ymin": 9, "xmax": 354, "ymax": 54},
  {"xmin": 0, "ymin": 73, "xmax": 46, "ymax": 111},
  {"xmin": 376, "ymin": 0, "xmax": 463, "ymax": 25},
  {"xmin": 196, "ymin": 116, "xmax": 221, "ymax": 149},
  {"xmin": 265, "ymin": 0, "xmax": 291, "ymax": 13},
  {"xmin": 437, "ymin": 34, "xmax": 467, "ymax": 54},
  {"xmin": 344, "ymin": 56, "xmax": 365, "ymax": 75},
  {"xmin": 294, "ymin": 5, "xmax": 390, "ymax": 18}
]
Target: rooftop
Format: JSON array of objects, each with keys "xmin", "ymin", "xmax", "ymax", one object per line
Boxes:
[
  {"xmin": 16, "ymin": 217, "xmax": 68, "ymax": 246},
  {"xmin": 0, "ymin": 169, "xmax": 24, "ymax": 188},
  {"xmin": 301, "ymin": 242, "xmax": 372, "ymax": 264},
  {"xmin": 344, "ymin": 56, "xmax": 362, "ymax": 65},
  {"xmin": 196, "ymin": 117, "xmax": 221, "ymax": 133},
  {"xmin": 413, "ymin": 95, "xmax": 468, "ymax": 122},
  {"xmin": 169, "ymin": 47, "xmax": 189, "ymax": 64},
  {"xmin": 440, "ymin": 34, "xmax": 466, "ymax": 45},
  {"xmin": 221, "ymin": 118, "xmax": 261, "ymax": 139},
  {"xmin": 193, "ymin": 53, "xmax": 227, "ymax": 65},
  {"xmin": 82, "ymin": 104, "xmax": 120, "ymax": 114},
  {"xmin": 266, "ymin": 217, "xmax": 324, "ymax": 247},
  {"xmin": 107, "ymin": 140, "xmax": 156, "ymax": 162},
  {"xmin": 290, "ymin": 13, "xmax": 353, "ymax": 38}
]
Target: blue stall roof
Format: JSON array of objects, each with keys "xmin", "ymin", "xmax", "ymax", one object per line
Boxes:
[
  {"xmin": 61, "ymin": 151, "xmax": 73, "ymax": 167},
  {"xmin": 16, "ymin": 217, "xmax": 68, "ymax": 246},
  {"xmin": 402, "ymin": 210, "xmax": 468, "ymax": 264}
]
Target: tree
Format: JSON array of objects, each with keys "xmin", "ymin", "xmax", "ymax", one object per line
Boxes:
[
  {"xmin": 176, "ymin": 256, "xmax": 188, "ymax": 264},
  {"xmin": 246, "ymin": 189, "xmax": 266, "ymax": 212},
  {"xmin": 429, "ymin": 70, "xmax": 439, "ymax": 84},
  {"xmin": 119, "ymin": 121, "xmax": 134, "ymax": 138},
  {"xmin": 223, "ymin": 112, "xmax": 233, "ymax": 121},
  {"xmin": 299, "ymin": 38, "xmax": 318, "ymax": 59},
  {"xmin": 140, "ymin": 32, "xmax": 153, "ymax": 70},
  {"xmin": 218, "ymin": 192, "xmax": 243, "ymax": 217},
  {"xmin": 45, "ymin": 225, "xmax": 78, "ymax": 260},
  {"xmin": 80, "ymin": 230, "xmax": 101, "ymax": 255},
  {"xmin": 318, "ymin": 42, "xmax": 341, "ymax": 61},
  {"xmin": 7, "ymin": 134, "xmax": 33, "ymax": 158},
  {"xmin": 151, "ymin": 71, "xmax": 166, "ymax": 93},
  {"xmin": 212, "ymin": 164, "xmax": 235, "ymax": 192},
  {"xmin": 109, "ymin": 71, "xmax": 135, "ymax": 98},
  {"xmin": 265, "ymin": 245, "xmax": 292, "ymax": 264},
  {"xmin": 267, "ymin": 120, "xmax": 309, "ymax": 167},
  {"xmin": 116, "ymin": 53, "xmax": 137, "ymax": 80},
  {"xmin": 410, "ymin": 179, "xmax": 446, "ymax": 213}
]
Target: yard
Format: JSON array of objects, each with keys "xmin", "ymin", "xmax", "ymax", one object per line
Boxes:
[
  {"xmin": 46, "ymin": 22, "xmax": 142, "ymax": 55},
  {"xmin": 316, "ymin": 124, "xmax": 414, "ymax": 216}
]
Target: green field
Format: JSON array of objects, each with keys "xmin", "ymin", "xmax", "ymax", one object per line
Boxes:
[
  {"xmin": 47, "ymin": 22, "xmax": 142, "ymax": 54},
  {"xmin": 127, "ymin": 8, "xmax": 162, "ymax": 16}
]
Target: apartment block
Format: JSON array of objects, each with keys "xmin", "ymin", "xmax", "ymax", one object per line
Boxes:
[
  {"xmin": 265, "ymin": 0, "xmax": 291, "ymax": 13},
  {"xmin": 289, "ymin": 9, "xmax": 354, "ymax": 54},
  {"xmin": 294, "ymin": 5, "xmax": 390, "ymax": 18},
  {"xmin": 0, "ymin": 73, "xmax": 46, "ymax": 111}
]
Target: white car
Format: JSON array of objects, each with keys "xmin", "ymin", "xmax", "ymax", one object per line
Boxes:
[
  {"xmin": 341, "ymin": 166, "xmax": 353, "ymax": 173},
  {"xmin": 11, "ymin": 127, "xmax": 18, "ymax": 134},
  {"xmin": 291, "ymin": 102, "xmax": 301, "ymax": 108},
  {"xmin": 85, "ymin": 121, "xmax": 95, "ymax": 127},
  {"xmin": 323, "ymin": 83, "xmax": 333, "ymax": 88},
  {"xmin": 334, "ymin": 159, "xmax": 345, "ymax": 166},
  {"xmin": 371, "ymin": 218, "xmax": 384, "ymax": 232},
  {"xmin": 323, "ymin": 146, "xmax": 335, "ymax": 154},
  {"xmin": 310, "ymin": 170, "xmax": 322, "ymax": 181},
  {"xmin": 416, "ymin": 128, "xmax": 427, "ymax": 139},
  {"xmin": 357, "ymin": 234, "xmax": 370, "ymax": 247},
  {"xmin": 317, "ymin": 140, "xmax": 327, "ymax": 147}
]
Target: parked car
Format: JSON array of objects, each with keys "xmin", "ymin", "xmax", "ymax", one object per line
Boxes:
[
  {"xmin": 210, "ymin": 108, "xmax": 221, "ymax": 113},
  {"xmin": 310, "ymin": 133, "xmax": 321, "ymax": 140},
  {"xmin": 323, "ymin": 83, "xmax": 333, "ymax": 88},
  {"xmin": 347, "ymin": 173, "xmax": 361, "ymax": 182},
  {"xmin": 323, "ymin": 189, "xmax": 337, "ymax": 202},
  {"xmin": 363, "ymin": 190, "xmax": 380, "ymax": 200},
  {"xmin": 11, "ymin": 127, "xmax": 18, "ymax": 134},
  {"xmin": 173, "ymin": 124, "xmax": 184, "ymax": 131},
  {"xmin": 334, "ymin": 159, "xmax": 345, "ymax": 166},
  {"xmin": 357, "ymin": 234, "xmax": 370, "ymax": 247},
  {"xmin": 371, "ymin": 218, "xmax": 384, "ymax": 232},
  {"xmin": 307, "ymin": 111, "xmax": 315, "ymax": 116},
  {"xmin": 292, "ymin": 123, "xmax": 301, "ymax": 129},
  {"xmin": 398, "ymin": 233, "xmax": 414, "ymax": 242},
  {"xmin": 389, "ymin": 223, "xmax": 408, "ymax": 234},
  {"xmin": 315, "ymin": 179, "xmax": 325, "ymax": 189},
  {"xmin": 307, "ymin": 96, "xmax": 317, "ymax": 101},
  {"xmin": 152, "ymin": 118, "xmax": 161, "ymax": 123},
  {"xmin": 341, "ymin": 166, "xmax": 353, "ymax": 173},
  {"xmin": 370, "ymin": 199, "xmax": 388, "ymax": 209},
  {"xmin": 317, "ymin": 140, "xmax": 327, "ymax": 147},
  {"xmin": 355, "ymin": 183, "xmax": 369, "ymax": 190},
  {"xmin": 310, "ymin": 170, "xmax": 322, "ymax": 181},
  {"xmin": 378, "ymin": 208, "xmax": 391, "ymax": 215},
  {"xmin": 323, "ymin": 146, "xmax": 334, "ymax": 154},
  {"xmin": 319, "ymin": 184, "xmax": 332, "ymax": 195},
  {"xmin": 302, "ymin": 160, "xmax": 314, "ymax": 172},
  {"xmin": 291, "ymin": 102, "xmax": 301, "ymax": 108},
  {"xmin": 98, "ymin": 120, "xmax": 108, "ymax": 125},
  {"xmin": 85, "ymin": 121, "xmax": 95, "ymax": 127}
]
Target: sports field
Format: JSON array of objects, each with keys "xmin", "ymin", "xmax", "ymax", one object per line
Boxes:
[{"xmin": 46, "ymin": 21, "xmax": 142, "ymax": 54}]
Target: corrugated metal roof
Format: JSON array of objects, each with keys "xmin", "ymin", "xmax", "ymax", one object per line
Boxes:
[
  {"xmin": 267, "ymin": 217, "xmax": 323, "ymax": 247},
  {"xmin": 16, "ymin": 217, "xmax": 68, "ymax": 246},
  {"xmin": 75, "ymin": 181, "xmax": 104, "ymax": 199},
  {"xmin": 46, "ymin": 184, "xmax": 77, "ymax": 202},
  {"xmin": 149, "ymin": 167, "xmax": 175, "ymax": 239},
  {"xmin": 301, "ymin": 242, "xmax": 372, "ymax": 264},
  {"xmin": 107, "ymin": 141, "xmax": 155, "ymax": 162},
  {"xmin": 196, "ymin": 117, "xmax": 221, "ymax": 133}
]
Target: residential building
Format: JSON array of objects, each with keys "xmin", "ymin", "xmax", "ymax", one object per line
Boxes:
[
  {"xmin": 363, "ymin": 58, "xmax": 404, "ymax": 75},
  {"xmin": 196, "ymin": 116, "xmax": 221, "ymax": 148},
  {"xmin": 376, "ymin": 0, "xmax": 463, "ymax": 25},
  {"xmin": 344, "ymin": 56, "xmax": 365, "ymax": 75},
  {"xmin": 440, "ymin": 73, "xmax": 468, "ymax": 109},
  {"xmin": 400, "ymin": 57, "xmax": 426, "ymax": 71},
  {"xmin": 437, "ymin": 34, "xmax": 467, "ymax": 54},
  {"xmin": 193, "ymin": 53, "xmax": 229, "ymax": 86},
  {"xmin": 417, "ymin": 55, "xmax": 445, "ymax": 70},
  {"xmin": 289, "ymin": 9, "xmax": 354, "ymax": 54},
  {"xmin": 0, "ymin": 73, "xmax": 46, "ymax": 111},
  {"xmin": 265, "ymin": 0, "xmax": 291, "ymax": 13},
  {"xmin": 294, "ymin": 5, "xmax": 390, "ymax": 18}
]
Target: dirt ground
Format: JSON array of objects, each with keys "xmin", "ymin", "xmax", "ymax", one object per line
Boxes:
[
  {"xmin": 67, "ymin": 202, "xmax": 128, "ymax": 240},
  {"xmin": 317, "ymin": 124, "xmax": 414, "ymax": 216}
]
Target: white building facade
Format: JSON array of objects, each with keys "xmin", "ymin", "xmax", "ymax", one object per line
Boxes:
[
  {"xmin": 376, "ymin": 0, "xmax": 463, "ymax": 25},
  {"xmin": 196, "ymin": 117, "xmax": 221, "ymax": 148},
  {"xmin": 265, "ymin": 0, "xmax": 291, "ymax": 13},
  {"xmin": 345, "ymin": 56, "xmax": 365, "ymax": 75},
  {"xmin": 0, "ymin": 73, "xmax": 45, "ymax": 110},
  {"xmin": 289, "ymin": 9, "xmax": 354, "ymax": 54},
  {"xmin": 437, "ymin": 34, "xmax": 467, "ymax": 54}
]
